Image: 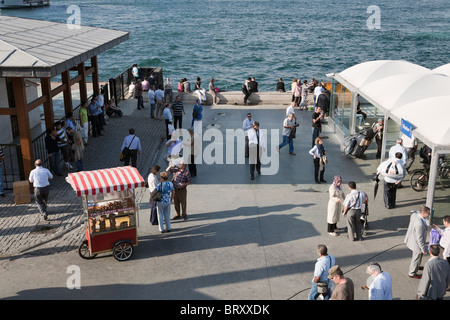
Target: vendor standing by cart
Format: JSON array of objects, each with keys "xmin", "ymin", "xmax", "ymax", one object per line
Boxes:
[{"xmin": 167, "ymin": 161, "xmax": 191, "ymax": 221}]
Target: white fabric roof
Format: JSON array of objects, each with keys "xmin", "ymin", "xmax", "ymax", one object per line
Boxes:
[
  {"xmin": 433, "ymin": 63, "xmax": 450, "ymax": 77},
  {"xmin": 332, "ymin": 60, "xmax": 450, "ymax": 149}
]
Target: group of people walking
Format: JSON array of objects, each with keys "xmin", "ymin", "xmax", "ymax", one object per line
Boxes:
[{"xmin": 308, "ymin": 244, "xmax": 392, "ymax": 300}]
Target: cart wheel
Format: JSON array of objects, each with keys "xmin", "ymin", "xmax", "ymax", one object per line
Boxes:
[
  {"xmin": 113, "ymin": 241, "xmax": 134, "ymax": 261},
  {"xmin": 78, "ymin": 240, "xmax": 97, "ymax": 259}
]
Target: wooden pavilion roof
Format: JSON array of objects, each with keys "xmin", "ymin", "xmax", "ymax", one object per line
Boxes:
[{"xmin": 0, "ymin": 16, "xmax": 129, "ymax": 78}]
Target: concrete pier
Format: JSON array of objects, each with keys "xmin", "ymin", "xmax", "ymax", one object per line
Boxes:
[{"xmin": 0, "ymin": 94, "xmax": 447, "ymax": 301}]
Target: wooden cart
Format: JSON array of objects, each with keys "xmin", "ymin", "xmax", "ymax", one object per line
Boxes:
[{"xmin": 66, "ymin": 166, "xmax": 145, "ymax": 261}]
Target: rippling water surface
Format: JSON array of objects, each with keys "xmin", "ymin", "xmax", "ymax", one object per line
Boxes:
[{"xmin": 1, "ymin": 0, "xmax": 449, "ymax": 91}]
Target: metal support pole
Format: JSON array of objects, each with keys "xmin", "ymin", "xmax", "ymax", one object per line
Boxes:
[
  {"xmin": 349, "ymin": 93, "xmax": 358, "ymax": 135},
  {"xmin": 426, "ymin": 147, "xmax": 439, "ymax": 225},
  {"xmin": 380, "ymin": 115, "xmax": 389, "ymax": 162}
]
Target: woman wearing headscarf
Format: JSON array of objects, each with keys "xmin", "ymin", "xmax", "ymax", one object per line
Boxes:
[{"xmin": 327, "ymin": 175, "xmax": 345, "ymax": 236}]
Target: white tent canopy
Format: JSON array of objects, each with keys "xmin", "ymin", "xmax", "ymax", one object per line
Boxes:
[
  {"xmin": 331, "ymin": 59, "xmax": 450, "ymax": 217},
  {"xmin": 333, "ymin": 60, "xmax": 450, "ymax": 149},
  {"xmin": 433, "ymin": 63, "xmax": 450, "ymax": 77}
]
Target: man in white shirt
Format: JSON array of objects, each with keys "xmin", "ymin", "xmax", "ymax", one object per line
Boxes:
[
  {"xmin": 248, "ymin": 121, "xmax": 265, "ymax": 180},
  {"xmin": 365, "ymin": 262, "xmax": 393, "ymax": 300},
  {"xmin": 314, "ymin": 84, "xmax": 323, "ymax": 106},
  {"xmin": 243, "ymin": 113, "xmax": 254, "ymax": 157},
  {"xmin": 308, "ymin": 244, "xmax": 335, "ymax": 300},
  {"xmin": 121, "ymin": 128, "xmax": 142, "ymax": 168},
  {"xmin": 389, "ymin": 138, "xmax": 408, "ymax": 165},
  {"xmin": 343, "ymin": 181, "xmax": 368, "ymax": 241},
  {"xmin": 433, "ymin": 215, "xmax": 450, "ymax": 263},
  {"xmin": 400, "ymin": 133, "xmax": 418, "ymax": 172},
  {"xmin": 286, "ymin": 102, "xmax": 296, "ymax": 118},
  {"xmin": 29, "ymin": 159, "xmax": 53, "ymax": 220},
  {"xmin": 163, "ymin": 103, "xmax": 173, "ymax": 140},
  {"xmin": 377, "ymin": 152, "xmax": 406, "ymax": 209}
]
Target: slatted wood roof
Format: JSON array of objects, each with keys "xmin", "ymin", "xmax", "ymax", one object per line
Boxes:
[{"xmin": 0, "ymin": 16, "xmax": 129, "ymax": 78}]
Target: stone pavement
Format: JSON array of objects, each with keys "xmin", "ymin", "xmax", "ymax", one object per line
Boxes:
[
  {"xmin": 0, "ymin": 97, "xmax": 165, "ymax": 257},
  {"xmin": 0, "ymin": 94, "xmax": 448, "ymax": 301}
]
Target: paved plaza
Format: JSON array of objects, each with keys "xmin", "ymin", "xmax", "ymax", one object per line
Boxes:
[{"xmin": 0, "ymin": 95, "xmax": 448, "ymax": 301}]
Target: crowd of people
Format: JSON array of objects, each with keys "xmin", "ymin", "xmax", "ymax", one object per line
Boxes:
[
  {"xmin": 307, "ymin": 230, "xmax": 449, "ymax": 300},
  {"xmin": 43, "ymin": 91, "xmax": 123, "ymax": 176},
  {"xmin": 236, "ymin": 76, "xmax": 450, "ymax": 300},
  {"xmin": 13, "ymin": 67, "xmax": 449, "ymax": 300}
]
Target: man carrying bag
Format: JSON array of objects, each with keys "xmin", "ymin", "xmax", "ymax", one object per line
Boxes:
[{"xmin": 120, "ymin": 128, "xmax": 141, "ymax": 168}]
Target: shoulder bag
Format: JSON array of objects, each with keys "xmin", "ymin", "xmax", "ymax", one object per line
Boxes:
[
  {"xmin": 343, "ymin": 192, "xmax": 360, "ymax": 216},
  {"xmin": 120, "ymin": 135, "xmax": 135, "ymax": 162},
  {"xmin": 317, "ymin": 256, "xmax": 332, "ymax": 294},
  {"xmin": 153, "ymin": 182, "xmax": 164, "ymax": 202}
]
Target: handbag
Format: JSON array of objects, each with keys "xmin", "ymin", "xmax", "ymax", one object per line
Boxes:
[
  {"xmin": 317, "ymin": 281, "xmax": 328, "ymax": 294},
  {"xmin": 153, "ymin": 182, "xmax": 164, "ymax": 202},
  {"xmin": 120, "ymin": 135, "xmax": 135, "ymax": 162},
  {"xmin": 289, "ymin": 121, "xmax": 298, "ymax": 139}
]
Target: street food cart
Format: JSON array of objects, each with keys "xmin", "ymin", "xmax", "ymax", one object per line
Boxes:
[{"xmin": 66, "ymin": 166, "xmax": 145, "ymax": 261}]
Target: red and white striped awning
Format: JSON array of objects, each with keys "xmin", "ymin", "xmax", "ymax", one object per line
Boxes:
[{"xmin": 66, "ymin": 166, "xmax": 145, "ymax": 197}]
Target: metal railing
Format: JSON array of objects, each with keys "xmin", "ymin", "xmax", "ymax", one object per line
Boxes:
[{"xmin": 108, "ymin": 66, "xmax": 163, "ymax": 103}]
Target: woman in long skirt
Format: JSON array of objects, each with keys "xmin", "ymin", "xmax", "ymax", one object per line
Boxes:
[{"xmin": 327, "ymin": 175, "xmax": 345, "ymax": 236}]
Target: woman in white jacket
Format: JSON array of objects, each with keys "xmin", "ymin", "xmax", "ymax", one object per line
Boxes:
[{"xmin": 327, "ymin": 175, "xmax": 345, "ymax": 236}]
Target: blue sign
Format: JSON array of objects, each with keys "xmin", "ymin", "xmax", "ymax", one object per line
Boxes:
[{"xmin": 401, "ymin": 118, "xmax": 413, "ymax": 138}]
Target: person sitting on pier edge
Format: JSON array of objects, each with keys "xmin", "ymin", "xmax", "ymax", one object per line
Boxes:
[
  {"xmin": 106, "ymin": 99, "xmax": 123, "ymax": 117},
  {"xmin": 276, "ymin": 78, "xmax": 285, "ymax": 92},
  {"xmin": 178, "ymin": 79, "xmax": 184, "ymax": 92},
  {"xmin": 249, "ymin": 77, "xmax": 258, "ymax": 93},
  {"xmin": 242, "ymin": 77, "xmax": 252, "ymax": 105},
  {"xmin": 183, "ymin": 78, "xmax": 192, "ymax": 93}
]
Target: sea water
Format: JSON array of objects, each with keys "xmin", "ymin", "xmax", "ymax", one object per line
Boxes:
[{"xmin": 1, "ymin": 0, "xmax": 449, "ymax": 92}]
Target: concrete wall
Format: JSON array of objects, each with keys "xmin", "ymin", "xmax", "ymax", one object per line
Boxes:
[{"xmin": 174, "ymin": 90, "xmax": 314, "ymax": 106}]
